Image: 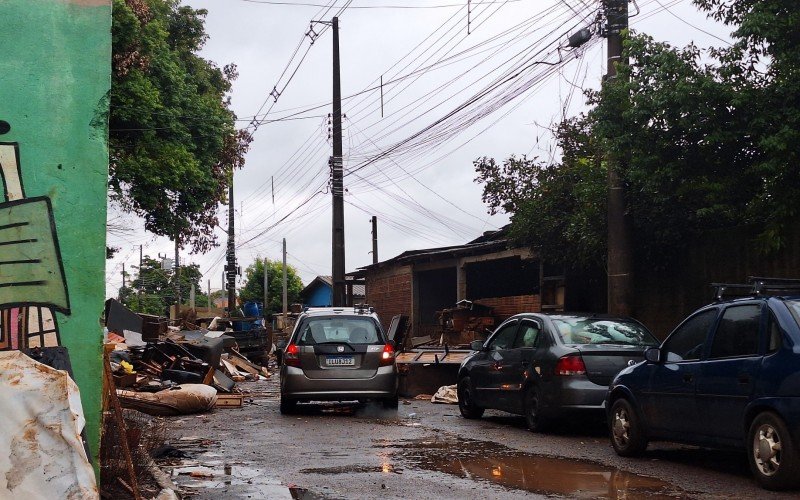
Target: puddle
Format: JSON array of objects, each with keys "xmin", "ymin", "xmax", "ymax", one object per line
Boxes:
[
  {"xmin": 166, "ymin": 462, "xmax": 321, "ymax": 499},
  {"xmin": 379, "ymin": 438, "xmax": 690, "ymax": 498}
]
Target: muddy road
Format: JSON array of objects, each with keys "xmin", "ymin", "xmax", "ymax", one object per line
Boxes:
[{"xmin": 159, "ymin": 379, "xmax": 796, "ymax": 499}]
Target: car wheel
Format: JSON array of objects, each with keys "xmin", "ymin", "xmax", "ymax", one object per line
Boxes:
[
  {"xmin": 382, "ymin": 395, "xmax": 399, "ymax": 410},
  {"xmin": 524, "ymin": 386, "xmax": 551, "ymax": 433},
  {"xmin": 748, "ymin": 411, "xmax": 800, "ymax": 490},
  {"xmin": 609, "ymin": 398, "xmax": 648, "ymax": 456},
  {"xmin": 457, "ymin": 376, "xmax": 484, "ymax": 419},
  {"xmin": 279, "ymin": 396, "xmax": 297, "ymax": 415}
]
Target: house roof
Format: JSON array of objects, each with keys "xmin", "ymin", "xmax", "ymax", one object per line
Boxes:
[
  {"xmin": 300, "ymin": 275, "xmax": 365, "ymax": 298},
  {"xmin": 353, "ymin": 226, "xmax": 515, "ymax": 275}
]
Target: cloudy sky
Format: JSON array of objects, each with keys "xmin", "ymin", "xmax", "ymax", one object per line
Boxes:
[{"xmin": 105, "ymin": 0, "xmax": 733, "ymax": 298}]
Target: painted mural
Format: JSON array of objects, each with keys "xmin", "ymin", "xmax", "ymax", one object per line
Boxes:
[
  {"xmin": 0, "ymin": 130, "xmax": 71, "ymax": 350},
  {"xmin": 0, "ymin": 0, "xmax": 112, "ymax": 460}
]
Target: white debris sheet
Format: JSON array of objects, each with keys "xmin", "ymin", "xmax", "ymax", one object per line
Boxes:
[
  {"xmin": 431, "ymin": 384, "xmax": 459, "ymax": 404},
  {"xmin": 0, "ymin": 350, "xmax": 98, "ymax": 500}
]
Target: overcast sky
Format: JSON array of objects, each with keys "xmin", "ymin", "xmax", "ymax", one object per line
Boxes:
[{"xmin": 105, "ymin": 0, "xmax": 733, "ymax": 299}]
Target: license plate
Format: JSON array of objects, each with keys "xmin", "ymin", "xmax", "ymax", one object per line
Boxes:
[{"xmin": 327, "ymin": 356, "xmax": 354, "ymax": 366}]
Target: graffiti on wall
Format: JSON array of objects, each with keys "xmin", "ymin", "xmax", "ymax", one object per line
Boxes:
[{"xmin": 0, "ymin": 120, "xmax": 70, "ymax": 349}]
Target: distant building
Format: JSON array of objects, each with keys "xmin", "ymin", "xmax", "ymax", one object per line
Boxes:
[{"xmin": 300, "ymin": 276, "xmax": 366, "ymax": 307}]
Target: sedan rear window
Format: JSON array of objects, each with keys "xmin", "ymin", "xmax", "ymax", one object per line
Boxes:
[
  {"xmin": 296, "ymin": 317, "xmax": 382, "ymax": 345},
  {"xmin": 552, "ymin": 318, "xmax": 658, "ymax": 346}
]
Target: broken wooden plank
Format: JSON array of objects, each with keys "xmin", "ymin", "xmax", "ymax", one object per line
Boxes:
[{"xmin": 223, "ymin": 353, "xmax": 260, "ymax": 377}]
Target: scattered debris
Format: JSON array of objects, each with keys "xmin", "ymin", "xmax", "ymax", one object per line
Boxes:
[{"xmin": 431, "ymin": 385, "xmax": 458, "ymax": 404}]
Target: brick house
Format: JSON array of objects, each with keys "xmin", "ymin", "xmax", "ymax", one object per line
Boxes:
[{"xmin": 352, "ymin": 228, "xmax": 606, "ymax": 340}]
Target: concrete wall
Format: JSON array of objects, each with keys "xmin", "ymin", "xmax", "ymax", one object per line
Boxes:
[{"xmin": 0, "ymin": 0, "xmax": 111, "ymax": 459}]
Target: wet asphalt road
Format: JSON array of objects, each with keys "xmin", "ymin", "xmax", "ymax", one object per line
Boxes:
[{"xmin": 159, "ymin": 378, "xmax": 798, "ymax": 499}]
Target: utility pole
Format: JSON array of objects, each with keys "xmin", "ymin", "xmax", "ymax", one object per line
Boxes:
[
  {"xmin": 225, "ymin": 176, "xmax": 238, "ymax": 315},
  {"xmin": 174, "ymin": 235, "xmax": 180, "ymax": 319},
  {"xmin": 331, "ymin": 15, "xmax": 346, "ymax": 307},
  {"xmin": 371, "ymin": 216, "xmax": 378, "ymax": 264},
  {"xmin": 138, "ymin": 245, "xmax": 143, "ymax": 309},
  {"xmin": 120, "ymin": 263, "xmax": 125, "ymax": 301},
  {"xmin": 264, "ymin": 258, "xmax": 269, "ymax": 318},
  {"xmin": 282, "ymin": 239, "xmax": 288, "ymax": 317},
  {"xmin": 603, "ymin": 0, "xmax": 633, "ymax": 316},
  {"xmin": 207, "ymin": 279, "xmax": 211, "ymax": 309}
]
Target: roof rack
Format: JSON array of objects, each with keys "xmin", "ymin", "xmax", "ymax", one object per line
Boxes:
[{"xmin": 711, "ymin": 277, "xmax": 800, "ymax": 302}]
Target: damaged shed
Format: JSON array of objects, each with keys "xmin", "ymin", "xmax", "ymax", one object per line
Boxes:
[{"xmin": 354, "ymin": 228, "xmax": 606, "ymax": 346}]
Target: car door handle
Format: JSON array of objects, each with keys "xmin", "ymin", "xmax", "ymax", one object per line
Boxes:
[
  {"xmin": 738, "ymin": 374, "xmax": 751, "ymax": 384},
  {"xmin": 682, "ymin": 374, "xmax": 693, "ymax": 383}
]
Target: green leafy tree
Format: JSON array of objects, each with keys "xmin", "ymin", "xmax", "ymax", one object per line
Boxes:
[
  {"xmin": 110, "ymin": 0, "xmax": 251, "ymax": 253},
  {"xmin": 474, "ymin": 118, "xmax": 607, "ymax": 267},
  {"xmin": 123, "ymin": 256, "xmax": 209, "ymax": 315},
  {"xmin": 476, "ymin": 0, "xmax": 800, "ymax": 266},
  {"xmin": 239, "ymin": 259, "xmax": 303, "ymax": 314}
]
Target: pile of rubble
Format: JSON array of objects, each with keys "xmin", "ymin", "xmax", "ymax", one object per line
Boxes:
[{"xmin": 104, "ymin": 299, "xmax": 272, "ymax": 416}]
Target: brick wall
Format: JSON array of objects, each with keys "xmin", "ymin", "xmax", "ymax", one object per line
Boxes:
[
  {"xmin": 364, "ymin": 265, "xmax": 413, "ymax": 330},
  {"xmin": 474, "ymin": 295, "xmax": 541, "ymax": 321}
]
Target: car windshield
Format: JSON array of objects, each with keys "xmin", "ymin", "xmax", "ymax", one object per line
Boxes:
[
  {"xmin": 296, "ymin": 317, "xmax": 382, "ymax": 345},
  {"xmin": 551, "ymin": 318, "xmax": 658, "ymax": 346}
]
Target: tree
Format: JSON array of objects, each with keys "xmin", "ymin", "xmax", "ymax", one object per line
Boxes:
[
  {"xmin": 239, "ymin": 259, "xmax": 303, "ymax": 314},
  {"xmin": 476, "ymin": 0, "xmax": 800, "ymax": 266},
  {"xmin": 474, "ymin": 118, "xmax": 607, "ymax": 268},
  {"xmin": 121, "ymin": 255, "xmax": 209, "ymax": 315},
  {"xmin": 110, "ymin": 0, "xmax": 251, "ymax": 253}
]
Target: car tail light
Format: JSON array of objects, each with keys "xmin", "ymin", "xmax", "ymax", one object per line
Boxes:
[
  {"xmin": 555, "ymin": 354, "xmax": 586, "ymax": 376},
  {"xmin": 379, "ymin": 343, "xmax": 395, "ymax": 366},
  {"xmin": 284, "ymin": 343, "xmax": 301, "ymax": 368}
]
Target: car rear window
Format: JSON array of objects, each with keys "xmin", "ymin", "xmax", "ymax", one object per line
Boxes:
[
  {"xmin": 296, "ymin": 317, "xmax": 382, "ymax": 345},
  {"xmin": 552, "ymin": 318, "xmax": 658, "ymax": 346}
]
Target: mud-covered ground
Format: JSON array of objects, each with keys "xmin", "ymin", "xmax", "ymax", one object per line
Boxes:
[{"xmin": 158, "ymin": 377, "xmax": 797, "ymax": 499}]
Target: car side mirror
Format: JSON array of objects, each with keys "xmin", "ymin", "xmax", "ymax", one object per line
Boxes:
[
  {"xmin": 644, "ymin": 347, "xmax": 661, "ymax": 364},
  {"xmin": 470, "ymin": 340, "xmax": 485, "ymax": 352}
]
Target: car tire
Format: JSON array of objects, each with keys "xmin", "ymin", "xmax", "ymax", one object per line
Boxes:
[
  {"xmin": 609, "ymin": 398, "xmax": 648, "ymax": 456},
  {"xmin": 748, "ymin": 411, "xmax": 800, "ymax": 490},
  {"xmin": 457, "ymin": 376, "xmax": 484, "ymax": 419},
  {"xmin": 524, "ymin": 386, "xmax": 551, "ymax": 433},
  {"xmin": 382, "ymin": 395, "xmax": 399, "ymax": 410},
  {"xmin": 279, "ymin": 397, "xmax": 297, "ymax": 415}
]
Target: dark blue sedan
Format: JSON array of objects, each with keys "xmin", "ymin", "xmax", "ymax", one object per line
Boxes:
[{"xmin": 607, "ymin": 292, "xmax": 800, "ymax": 490}]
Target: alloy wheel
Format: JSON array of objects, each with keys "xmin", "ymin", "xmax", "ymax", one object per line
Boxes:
[
  {"xmin": 613, "ymin": 406, "xmax": 631, "ymax": 448},
  {"xmin": 754, "ymin": 423, "xmax": 783, "ymax": 477}
]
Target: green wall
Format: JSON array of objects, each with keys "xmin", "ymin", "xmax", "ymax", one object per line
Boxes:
[{"xmin": 0, "ymin": 0, "xmax": 111, "ymax": 459}]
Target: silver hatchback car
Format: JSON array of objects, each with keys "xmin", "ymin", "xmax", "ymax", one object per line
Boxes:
[{"xmin": 279, "ymin": 306, "xmax": 398, "ymax": 414}]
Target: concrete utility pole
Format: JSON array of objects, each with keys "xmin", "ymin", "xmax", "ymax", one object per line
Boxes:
[
  {"xmin": 331, "ymin": 16, "xmax": 346, "ymax": 307},
  {"xmin": 371, "ymin": 216, "xmax": 378, "ymax": 264},
  {"xmin": 174, "ymin": 236, "xmax": 181, "ymax": 319},
  {"xmin": 264, "ymin": 258, "xmax": 269, "ymax": 318},
  {"xmin": 225, "ymin": 177, "xmax": 238, "ymax": 314},
  {"xmin": 138, "ymin": 245, "xmax": 143, "ymax": 308},
  {"xmin": 120, "ymin": 263, "xmax": 125, "ymax": 301},
  {"xmin": 282, "ymin": 239, "xmax": 288, "ymax": 317},
  {"xmin": 604, "ymin": 0, "xmax": 633, "ymax": 316}
]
